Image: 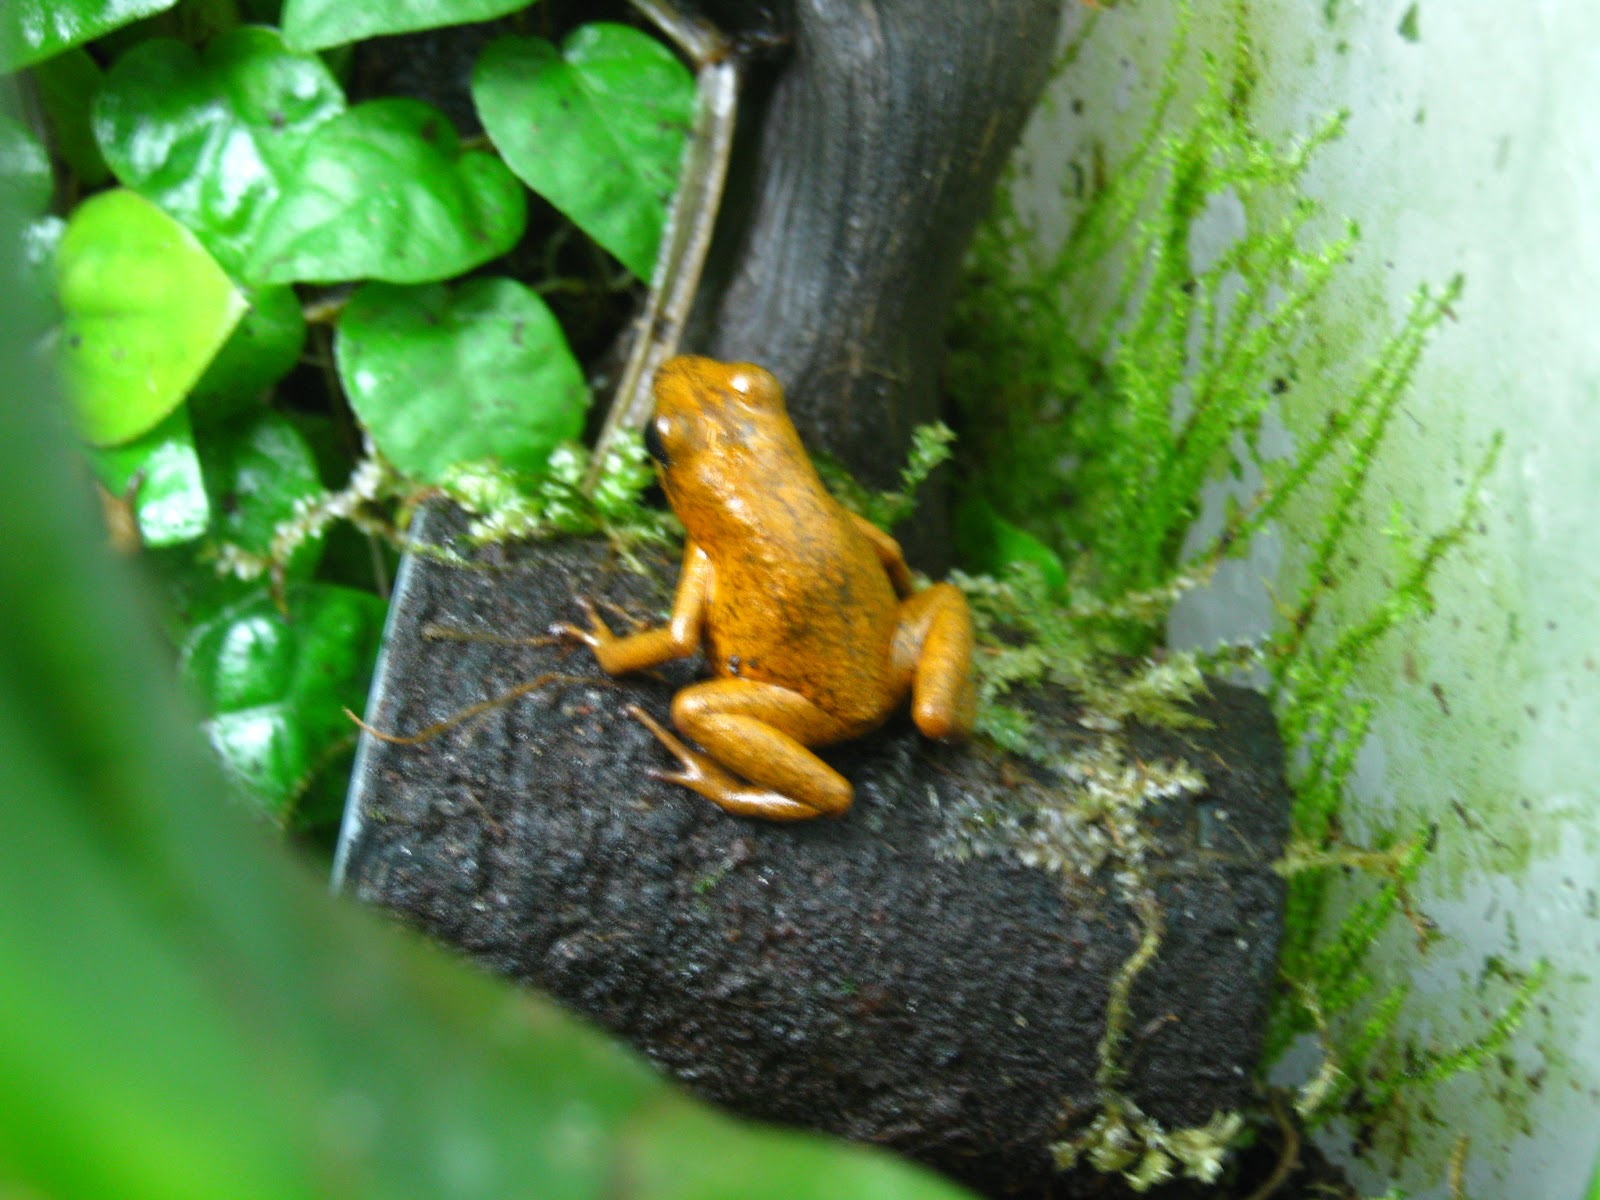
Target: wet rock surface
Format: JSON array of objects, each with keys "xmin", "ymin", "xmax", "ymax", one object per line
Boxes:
[{"xmin": 341, "ymin": 506, "xmax": 1292, "ymax": 1196}]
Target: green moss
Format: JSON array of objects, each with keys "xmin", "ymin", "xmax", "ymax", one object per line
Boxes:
[
  {"xmin": 1054, "ymin": 1108, "xmax": 1244, "ymax": 1192},
  {"xmin": 950, "ymin": 14, "xmax": 1351, "ymax": 653},
  {"xmin": 1398, "ymin": 4, "xmax": 1422, "ymax": 43},
  {"xmin": 947, "ymin": 0, "xmax": 1542, "ymax": 1188},
  {"xmin": 817, "ymin": 422, "xmax": 956, "ymax": 532},
  {"xmin": 212, "ymin": 430, "xmax": 677, "ymax": 584},
  {"xmin": 437, "ymin": 433, "xmax": 677, "ymax": 552}
]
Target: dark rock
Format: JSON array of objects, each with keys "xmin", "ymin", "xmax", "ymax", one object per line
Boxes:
[{"xmin": 340, "ymin": 506, "xmax": 1292, "ymax": 1197}]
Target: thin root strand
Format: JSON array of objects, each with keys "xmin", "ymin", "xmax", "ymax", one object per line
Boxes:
[
  {"xmin": 344, "ymin": 672, "xmax": 610, "ymax": 745},
  {"xmin": 421, "ymin": 623, "xmax": 564, "ymax": 648},
  {"xmin": 1242, "ymin": 1088, "xmax": 1301, "ymax": 1200}
]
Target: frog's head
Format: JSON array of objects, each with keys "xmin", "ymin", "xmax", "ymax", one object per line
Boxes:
[{"xmin": 647, "ymin": 355, "xmax": 800, "ymax": 482}]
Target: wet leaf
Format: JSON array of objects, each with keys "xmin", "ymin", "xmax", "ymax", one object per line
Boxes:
[
  {"xmin": 93, "ymin": 26, "xmax": 345, "ymax": 279},
  {"xmin": 283, "ymin": 0, "xmax": 538, "ymax": 52},
  {"xmin": 954, "ymin": 495, "xmax": 1069, "ymax": 594},
  {"xmin": 190, "ymin": 284, "xmax": 308, "ymax": 416},
  {"xmin": 30, "ymin": 47, "xmax": 111, "ymax": 185},
  {"xmin": 195, "ymin": 408, "xmax": 325, "ymax": 573},
  {"xmin": 87, "ymin": 407, "xmax": 211, "ymax": 547},
  {"xmin": 246, "ymin": 98, "xmax": 526, "ymax": 285},
  {"xmin": 336, "ymin": 276, "xmax": 587, "ymax": 481},
  {"xmin": 55, "ymin": 189, "xmax": 246, "ymax": 446},
  {"xmin": 473, "ymin": 24, "xmax": 692, "ymax": 279},
  {"xmin": 180, "ymin": 584, "xmax": 386, "ymax": 825},
  {"xmin": 1, "ymin": 0, "xmax": 179, "ymax": 71}
]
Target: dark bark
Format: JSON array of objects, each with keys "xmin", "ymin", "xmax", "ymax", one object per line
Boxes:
[
  {"xmin": 340, "ymin": 509, "xmax": 1292, "ymax": 1197},
  {"xmin": 689, "ymin": 0, "xmax": 1062, "ymax": 562}
]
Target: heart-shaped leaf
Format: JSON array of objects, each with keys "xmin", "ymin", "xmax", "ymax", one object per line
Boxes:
[
  {"xmin": 191, "ymin": 284, "xmax": 307, "ymax": 416},
  {"xmin": 195, "ymin": 408, "xmax": 324, "ymax": 573},
  {"xmin": 87, "ymin": 407, "xmax": 211, "ymax": 547},
  {"xmin": 93, "ymin": 27, "xmax": 346, "ymax": 279},
  {"xmin": 147, "ymin": 543, "xmax": 259, "ymax": 641},
  {"xmin": 246, "ymin": 98, "xmax": 526, "ymax": 285},
  {"xmin": 283, "ymin": 0, "xmax": 538, "ymax": 53},
  {"xmin": 30, "ymin": 48, "xmax": 111, "ymax": 186},
  {"xmin": 336, "ymin": 276, "xmax": 588, "ymax": 482},
  {"xmin": 473, "ymin": 24, "xmax": 693, "ymax": 279},
  {"xmin": 0, "ymin": 0, "xmax": 179, "ymax": 71},
  {"xmin": 56, "ymin": 189, "xmax": 246, "ymax": 446},
  {"xmin": 0, "ymin": 113, "xmax": 52, "ymax": 217},
  {"xmin": 180, "ymin": 583, "xmax": 386, "ymax": 826}
]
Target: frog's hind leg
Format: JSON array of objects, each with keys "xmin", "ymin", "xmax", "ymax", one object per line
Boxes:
[
  {"xmin": 893, "ymin": 582, "xmax": 977, "ymax": 740},
  {"xmin": 628, "ymin": 679, "xmax": 856, "ymax": 821}
]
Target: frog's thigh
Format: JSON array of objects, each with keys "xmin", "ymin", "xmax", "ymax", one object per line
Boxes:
[
  {"xmin": 893, "ymin": 583, "xmax": 977, "ymax": 739},
  {"xmin": 667, "ymin": 679, "xmax": 855, "ymax": 819}
]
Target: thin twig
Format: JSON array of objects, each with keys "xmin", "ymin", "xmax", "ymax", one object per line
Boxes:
[
  {"xmin": 585, "ymin": 3, "xmax": 741, "ymax": 491},
  {"xmin": 420, "ymin": 624, "xmax": 564, "ymax": 648},
  {"xmin": 626, "ymin": 0, "xmax": 726, "ymax": 64}
]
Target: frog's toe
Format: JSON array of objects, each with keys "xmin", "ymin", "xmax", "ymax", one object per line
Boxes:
[
  {"xmin": 549, "ymin": 596, "xmax": 608, "ymax": 646},
  {"xmin": 628, "ymin": 702, "xmax": 689, "ymax": 754}
]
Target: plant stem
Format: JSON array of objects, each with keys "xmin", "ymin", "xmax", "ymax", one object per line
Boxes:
[{"xmin": 585, "ymin": 2, "xmax": 741, "ymax": 492}]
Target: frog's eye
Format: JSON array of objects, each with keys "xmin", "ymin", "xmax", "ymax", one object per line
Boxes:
[
  {"xmin": 644, "ymin": 416, "xmax": 671, "ymax": 467},
  {"xmin": 727, "ymin": 371, "xmax": 754, "ymax": 396}
]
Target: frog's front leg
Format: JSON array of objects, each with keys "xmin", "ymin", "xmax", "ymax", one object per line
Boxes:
[
  {"xmin": 554, "ymin": 542, "xmax": 711, "ymax": 674},
  {"xmin": 630, "ymin": 679, "xmax": 858, "ymax": 821},
  {"xmin": 892, "ymin": 583, "xmax": 977, "ymax": 740}
]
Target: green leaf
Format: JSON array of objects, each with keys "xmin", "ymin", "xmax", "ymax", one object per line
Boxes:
[
  {"xmin": 180, "ymin": 583, "xmax": 385, "ymax": 825},
  {"xmin": 954, "ymin": 495, "xmax": 1069, "ymax": 594},
  {"xmin": 627, "ymin": 1102, "xmax": 974, "ymax": 1200},
  {"xmin": 191, "ymin": 283, "xmax": 307, "ymax": 415},
  {"xmin": 30, "ymin": 47, "xmax": 112, "ymax": 186},
  {"xmin": 0, "ymin": 0, "xmax": 180, "ymax": 71},
  {"xmin": 144, "ymin": 543, "xmax": 258, "ymax": 642},
  {"xmin": 0, "ymin": 112, "xmax": 52, "ymax": 216},
  {"xmin": 87, "ymin": 406, "xmax": 211, "ymax": 547},
  {"xmin": 92, "ymin": 26, "xmax": 346, "ymax": 278},
  {"xmin": 246, "ymin": 98, "xmax": 526, "ymax": 284},
  {"xmin": 473, "ymin": 24, "xmax": 693, "ymax": 279},
  {"xmin": 336, "ymin": 276, "xmax": 588, "ymax": 481},
  {"xmin": 283, "ymin": 0, "xmax": 538, "ymax": 52},
  {"xmin": 195, "ymin": 408, "xmax": 324, "ymax": 570},
  {"xmin": 55, "ymin": 189, "xmax": 247, "ymax": 446}
]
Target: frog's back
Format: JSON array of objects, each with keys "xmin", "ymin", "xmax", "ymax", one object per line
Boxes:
[{"xmin": 701, "ymin": 495, "xmax": 902, "ymax": 732}]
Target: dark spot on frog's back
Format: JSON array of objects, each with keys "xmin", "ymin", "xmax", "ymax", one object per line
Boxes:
[{"xmin": 833, "ymin": 574, "xmax": 857, "ymax": 612}]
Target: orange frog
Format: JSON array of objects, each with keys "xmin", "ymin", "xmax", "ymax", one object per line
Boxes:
[{"xmin": 557, "ymin": 354, "xmax": 975, "ymax": 821}]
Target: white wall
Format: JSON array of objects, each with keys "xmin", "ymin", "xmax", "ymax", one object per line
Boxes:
[{"xmin": 1018, "ymin": 4, "xmax": 1600, "ymax": 1197}]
